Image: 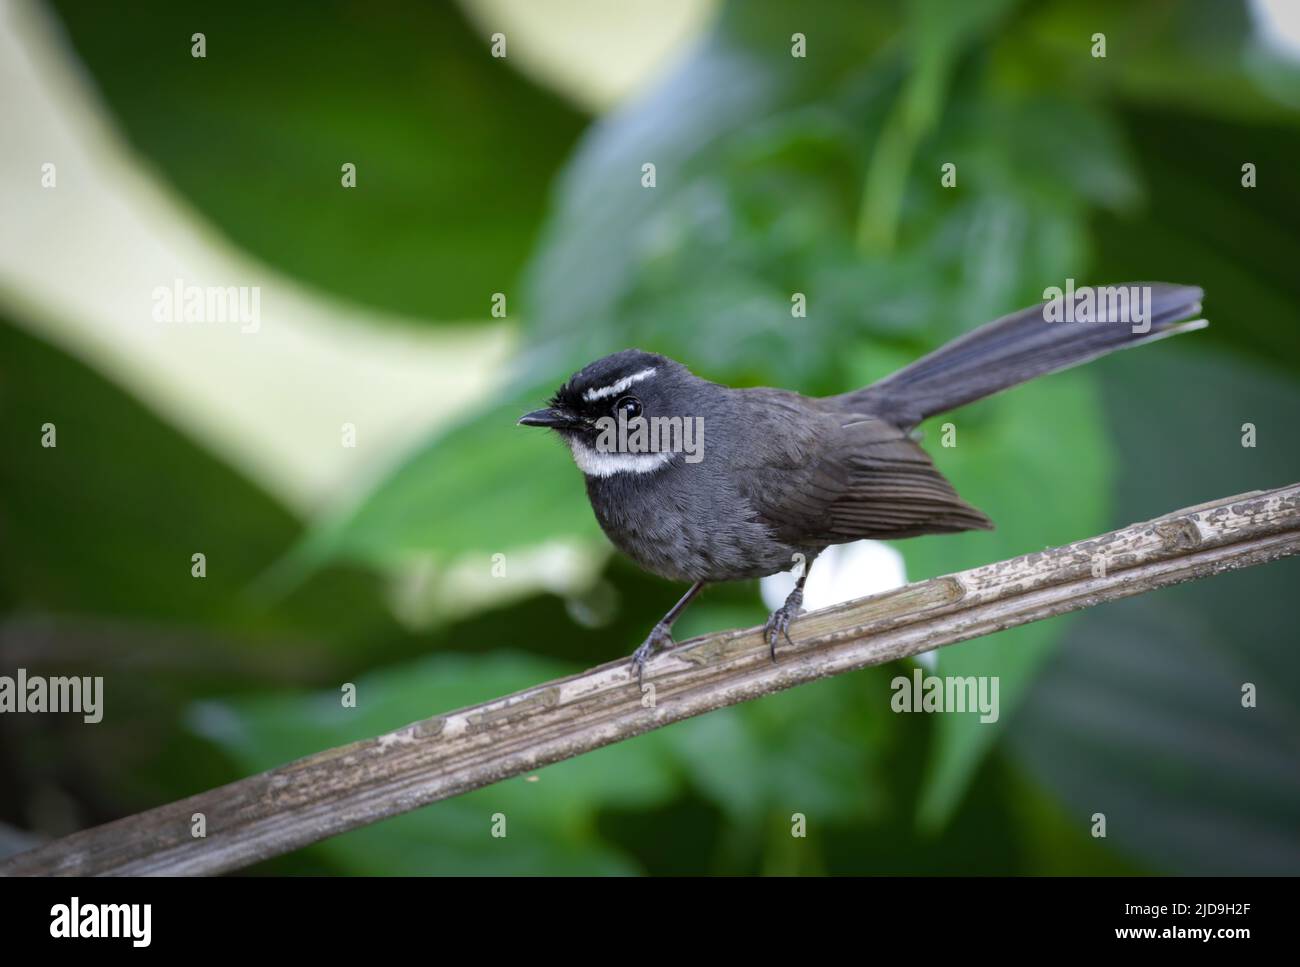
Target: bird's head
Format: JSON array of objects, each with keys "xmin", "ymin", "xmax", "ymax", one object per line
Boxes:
[{"xmin": 518, "ymin": 349, "xmax": 702, "ymax": 477}]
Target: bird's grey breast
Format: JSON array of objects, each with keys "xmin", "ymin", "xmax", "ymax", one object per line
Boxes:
[{"xmin": 583, "ymin": 387, "xmax": 823, "ymax": 582}]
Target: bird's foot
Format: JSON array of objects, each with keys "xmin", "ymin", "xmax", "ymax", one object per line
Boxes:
[
  {"xmin": 765, "ymin": 586, "xmax": 804, "ymax": 662},
  {"xmin": 630, "ymin": 621, "xmax": 674, "ymax": 688}
]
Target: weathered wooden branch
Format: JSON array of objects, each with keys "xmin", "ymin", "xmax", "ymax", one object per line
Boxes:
[{"xmin": 4, "ymin": 484, "xmax": 1298, "ymax": 876}]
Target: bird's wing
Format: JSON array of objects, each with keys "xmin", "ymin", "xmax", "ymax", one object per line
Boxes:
[{"xmin": 737, "ymin": 397, "xmax": 993, "ymax": 544}]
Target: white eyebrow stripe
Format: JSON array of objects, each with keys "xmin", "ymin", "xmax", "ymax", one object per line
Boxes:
[{"xmin": 582, "ymin": 367, "xmax": 657, "ymax": 402}]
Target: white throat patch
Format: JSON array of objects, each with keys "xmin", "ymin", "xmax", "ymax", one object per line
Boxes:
[
  {"xmin": 567, "ymin": 438, "xmax": 672, "ymax": 477},
  {"xmin": 582, "ymin": 367, "xmax": 657, "ymax": 403}
]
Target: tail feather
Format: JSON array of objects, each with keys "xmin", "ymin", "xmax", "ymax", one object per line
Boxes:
[{"xmin": 835, "ymin": 282, "xmax": 1205, "ymax": 428}]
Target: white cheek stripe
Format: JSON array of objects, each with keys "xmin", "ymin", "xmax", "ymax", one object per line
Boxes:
[
  {"xmin": 582, "ymin": 367, "xmax": 657, "ymax": 402},
  {"xmin": 567, "ymin": 439, "xmax": 672, "ymax": 478}
]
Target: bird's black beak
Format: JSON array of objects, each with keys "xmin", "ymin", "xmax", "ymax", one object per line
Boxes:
[{"xmin": 517, "ymin": 407, "xmax": 582, "ymax": 430}]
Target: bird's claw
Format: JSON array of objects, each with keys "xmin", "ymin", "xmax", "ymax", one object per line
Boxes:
[
  {"xmin": 765, "ymin": 589, "xmax": 804, "ymax": 662},
  {"xmin": 629, "ymin": 622, "xmax": 674, "ymax": 688}
]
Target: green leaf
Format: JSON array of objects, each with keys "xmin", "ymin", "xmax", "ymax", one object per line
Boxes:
[
  {"xmin": 898, "ymin": 374, "xmax": 1113, "ymax": 828},
  {"xmin": 304, "ymin": 386, "xmax": 604, "ymax": 570},
  {"xmin": 1015, "ymin": 0, "xmax": 1300, "ymax": 124},
  {"xmin": 857, "ymin": 0, "xmax": 1019, "ymax": 252},
  {"xmin": 0, "ymin": 316, "xmax": 429, "ymax": 813},
  {"xmin": 0, "ymin": 318, "xmax": 401, "ymax": 658},
  {"xmin": 1091, "ymin": 106, "xmax": 1300, "ymax": 377},
  {"xmin": 45, "ymin": 0, "xmax": 587, "ymax": 319},
  {"xmin": 668, "ymin": 600, "xmax": 896, "ymax": 833},
  {"xmin": 1008, "ymin": 348, "xmax": 1300, "ymax": 874}
]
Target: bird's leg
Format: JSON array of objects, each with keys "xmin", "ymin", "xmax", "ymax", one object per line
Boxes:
[
  {"xmin": 766, "ymin": 553, "xmax": 818, "ymax": 661},
  {"xmin": 630, "ymin": 581, "xmax": 706, "ymax": 687}
]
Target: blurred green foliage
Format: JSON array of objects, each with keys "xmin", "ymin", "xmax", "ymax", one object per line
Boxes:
[
  {"xmin": 4, "ymin": 0, "xmax": 1298, "ymax": 873},
  {"xmin": 44, "ymin": 0, "xmax": 586, "ymax": 320}
]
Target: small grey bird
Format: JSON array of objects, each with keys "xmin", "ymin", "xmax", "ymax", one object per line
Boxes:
[{"xmin": 519, "ymin": 283, "xmax": 1205, "ymax": 683}]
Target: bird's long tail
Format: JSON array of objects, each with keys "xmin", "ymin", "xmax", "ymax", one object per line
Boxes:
[{"xmin": 835, "ymin": 282, "xmax": 1205, "ymax": 429}]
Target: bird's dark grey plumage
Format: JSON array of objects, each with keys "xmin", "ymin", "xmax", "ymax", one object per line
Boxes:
[{"xmin": 519, "ymin": 283, "xmax": 1206, "ymax": 681}]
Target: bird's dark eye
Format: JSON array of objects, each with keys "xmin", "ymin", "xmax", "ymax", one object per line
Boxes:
[{"xmin": 615, "ymin": 395, "xmax": 642, "ymax": 419}]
